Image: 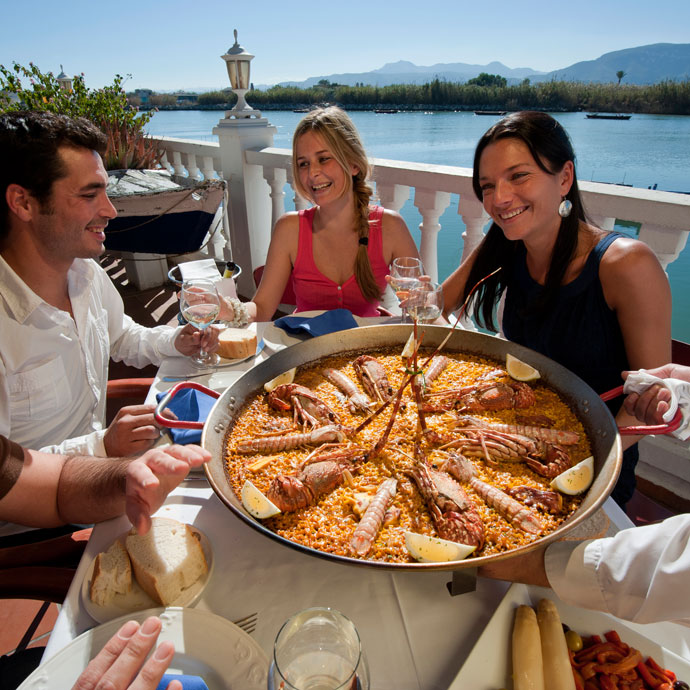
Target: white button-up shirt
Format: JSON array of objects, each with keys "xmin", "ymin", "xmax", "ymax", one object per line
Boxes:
[
  {"xmin": 546, "ymin": 513, "xmax": 690, "ymax": 625},
  {"xmin": 0, "ymin": 256, "xmax": 182, "ymax": 456}
]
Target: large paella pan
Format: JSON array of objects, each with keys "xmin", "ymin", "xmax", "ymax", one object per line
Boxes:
[{"xmin": 193, "ymin": 325, "xmax": 624, "ymax": 571}]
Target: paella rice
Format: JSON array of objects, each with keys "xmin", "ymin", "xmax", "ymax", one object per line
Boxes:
[{"xmin": 224, "ymin": 347, "xmax": 592, "ymax": 563}]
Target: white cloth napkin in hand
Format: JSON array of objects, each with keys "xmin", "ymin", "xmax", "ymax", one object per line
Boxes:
[
  {"xmin": 178, "ymin": 259, "xmax": 236, "ymax": 299},
  {"xmin": 623, "ymin": 371, "xmax": 690, "ymax": 440}
]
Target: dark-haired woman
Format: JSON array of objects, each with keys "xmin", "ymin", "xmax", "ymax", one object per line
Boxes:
[
  {"xmin": 220, "ymin": 106, "xmax": 418, "ymax": 324},
  {"xmin": 442, "ymin": 111, "xmax": 671, "ymax": 508}
]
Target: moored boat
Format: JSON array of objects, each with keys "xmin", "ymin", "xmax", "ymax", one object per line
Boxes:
[
  {"xmin": 586, "ymin": 113, "xmax": 632, "ymax": 120},
  {"xmin": 474, "ymin": 110, "xmax": 507, "ymax": 116}
]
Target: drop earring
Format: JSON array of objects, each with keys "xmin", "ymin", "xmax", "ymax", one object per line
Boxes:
[{"xmin": 558, "ymin": 198, "xmax": 572, "ymax": 218}]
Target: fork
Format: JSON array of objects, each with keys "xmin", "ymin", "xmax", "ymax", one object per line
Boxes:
[{"xmin": 232, "ymin": 611, "xmax": 259, "ymax": 635}]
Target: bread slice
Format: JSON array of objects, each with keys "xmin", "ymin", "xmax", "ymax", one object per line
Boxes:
[
  {"xmin": 217, "ymin": 327, "xmax": 256, "ymax": 360},
  {"xmin": 125, "ymin": 517, "xmax": 208, "ymax": 606},
  {"xmin": 90, "ymin": 539, "xmax": 132, "ymax": 606}
]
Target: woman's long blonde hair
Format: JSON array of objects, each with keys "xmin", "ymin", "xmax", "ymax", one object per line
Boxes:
[{"xmin": 291, "ymin": 106, "xmax": 381, "ymax": 302}]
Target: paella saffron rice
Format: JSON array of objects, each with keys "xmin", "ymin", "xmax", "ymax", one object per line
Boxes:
[{"xmin": 224, "ymin": 348, "xmax": 591, "ymax": 563}]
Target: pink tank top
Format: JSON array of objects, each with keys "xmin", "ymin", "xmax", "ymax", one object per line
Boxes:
[{"xmin": 293, "ymin": 206, "xmax": 389, "ymax": 317}]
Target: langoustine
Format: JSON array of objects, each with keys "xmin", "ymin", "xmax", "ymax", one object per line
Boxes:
[
  {"xmin": 237, "ymin": 424, "xmax": 347, "ymax": 454},
  {"xmin": 440, "ymin": 452, "xmax": 544, "ymax": 535},
  {"xmin": 323, "ymin": 368, "xmax": 373, "ymax": 414},
  {"xmin": 350, "ymin": 478, "xmax": 397, "ymax": 556}
]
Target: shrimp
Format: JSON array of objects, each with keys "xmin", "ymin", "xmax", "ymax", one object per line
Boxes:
[{"xmin": 350, "ymin": 478, "xmax": 397, "ymax": 556}]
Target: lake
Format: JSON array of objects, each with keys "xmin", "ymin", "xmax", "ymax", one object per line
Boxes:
[{"xmin": 146, "ymin": 110, "xmax": 690, "ymax": 342}]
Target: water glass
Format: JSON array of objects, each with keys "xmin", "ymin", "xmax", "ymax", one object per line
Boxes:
[
  {"xmin": 390, "ymin": 257, "xmax": 423, "ymax": 323},
  {"xmin": 406, "ymin": 280, "xmax": 444, "ymax": 324},
  {"xmin": 268, "ymin": 607, "xmax": 369, "ymax": 690},
  {"xmin": 179, "ymin": 279, "xmax": 221, "ymax": 367}
]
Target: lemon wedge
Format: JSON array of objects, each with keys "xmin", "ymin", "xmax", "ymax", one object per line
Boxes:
[
  {"xmin": 241, "ymin": 479, "xmax": 281, "ymax": 519},
  {"xmin": 264, "ymin": 367, "xmax": 297, "ymax": 393},
  {"xmin": 550, "ymin": 456, "xmax": 594, "ymax": 495},
  {"xmin": 506, "ymin": 353, "xmax": 540, "ymax": 382},
  {"xmin": 404, "ymin": 531, "xmax": 476, "ymax": 563},
  {"xmin": 401, "ymin": 332, "xmax": 417, "ymax": 360}
]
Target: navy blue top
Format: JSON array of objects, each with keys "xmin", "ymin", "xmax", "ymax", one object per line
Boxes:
[{"xmin": 502, "ymin": 232, "xmax": 629, "ymax": 399}]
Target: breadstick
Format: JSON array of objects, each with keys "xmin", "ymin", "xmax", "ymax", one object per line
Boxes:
[
  {"xmin": 536, "ymin": 599, "xmax": 575, "ymax": 690},
  {"xmin": 512, "ymin": 605, "xmax": 545, "ymax": 690}
]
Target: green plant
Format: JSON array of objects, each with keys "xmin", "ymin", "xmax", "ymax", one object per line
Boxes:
[{"xmin": 0, "ymin": 62, "xmax": 162, "ymax": 170}]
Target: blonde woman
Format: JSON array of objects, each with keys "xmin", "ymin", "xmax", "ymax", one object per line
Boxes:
[{"xmin": 220, "ymin": 107, "xmax": 418, "ymax": 324}]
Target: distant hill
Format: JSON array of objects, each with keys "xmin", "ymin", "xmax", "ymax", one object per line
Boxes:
[
  {"xmin": 538, "ymin": 43, "xmax": 690, "ymax": 84},
  {"xmin": 269, "ymin": 43, "xmax": 689, "ymax": 89}
]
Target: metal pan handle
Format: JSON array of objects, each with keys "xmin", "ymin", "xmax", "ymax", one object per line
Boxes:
[
  {"xmin": 600, "ymin": 384, "xmax": 683, "ymax": 435},
  {"xmin": 155, "ymin": 381, "xmax": 220, "ymax": 429}
]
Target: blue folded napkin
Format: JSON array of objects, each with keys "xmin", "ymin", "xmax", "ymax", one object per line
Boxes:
[
  {"xmin": 156, "ymin": 389, "xmax": 216, "ymax": 444},
  {"xmin": 157, "ymin": 674, "xmax": 209, "ymax": 690},
  {"xmin": 274, "ymin": 309, "xmax": 358, "ymax": 337}
]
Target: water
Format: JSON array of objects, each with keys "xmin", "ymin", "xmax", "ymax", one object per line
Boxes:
[{"xmin": 146, "ymin": 110, "xmax": 690, "ymax": 341}]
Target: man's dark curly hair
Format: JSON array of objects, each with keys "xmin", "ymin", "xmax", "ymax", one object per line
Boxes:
[{"xmin": 0, "ymin": 110, "xmax": 107, "ymax": 242}]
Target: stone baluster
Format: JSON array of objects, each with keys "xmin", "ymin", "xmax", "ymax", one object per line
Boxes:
[
  {"xmin": 638, "ymin": 223, "xmax": 690, "ymax": 270},
  {"xmin": 185, "ymin": 153, "xmax": 201, "ymax": 181},
  {"xmin": 286, "ymin": 168, "xmax": 309, "ymax": 210},
  {"xmin": 457, "ymin": 196, "xmax": 489, "ymax": 262},
  {"xmin": 376, "ymin": 182, "xmax": 410, "ymax": 213},
  {"xmin": 202, "ymin": 156, "xmax": 217, "ymax": 180},
  {"xmin": 263, "ymin": 166, "xmax": 287, "ymax": 233},
  {"xmin": 159, "ymin": 151, "xmax": 174, "ymax": 174},
  {"xmin": 170, "ymin": 151, "xmax": 187, "ymax": 178},
  {"xmin": 413, "ymin": 188, "xmax": 451, "ymax": 282},
  {"xmin": 588, "ymin": 214, "xmax": 616, "ymax": 232}
]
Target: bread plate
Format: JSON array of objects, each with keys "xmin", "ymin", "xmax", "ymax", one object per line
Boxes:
[
  {"xmin": 81, "ymin": 526, "xmax": 214, "ymax": 624},
  {"xmin": 448, "ymin": 582, "xmax": 690, "ymax": 689},
  {"xmin": 18, "ymin": 607, "xmax": 267, "ymax": 690}
]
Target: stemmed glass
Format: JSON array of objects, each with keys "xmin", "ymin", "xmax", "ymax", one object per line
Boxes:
[
  {"xmin": 268, "ymin": 607, "xmax": 370, "ymax": 690},
  {"xmin": 389, "ymin": 257, "xmax": 423, "ymax": 323},
  {"xmin": 406, "ymin": 281, "xmax": 444, "ymax": 324},
  {"xmin": 179, "ymin": 279, "xmax": 221, "ymax": 368}
]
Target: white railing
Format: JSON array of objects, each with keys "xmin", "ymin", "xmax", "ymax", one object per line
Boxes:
[{"xmin": 154, "ymin": 136, "xmax": 690, "ymax": 282}]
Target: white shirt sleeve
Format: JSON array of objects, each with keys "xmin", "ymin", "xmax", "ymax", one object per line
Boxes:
[
  {"xmin": 39, "ymin": 429, "xmax": 107, "ymax": 457},
  {"xmin": 546, "ymin": 514, "xmax": 690, "ymax": 624}
]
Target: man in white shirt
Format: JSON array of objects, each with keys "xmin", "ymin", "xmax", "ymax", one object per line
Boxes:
[
  {"xmin": 0, "ymin": 111, "xmax": 218, "ymax": 457},
  {"xmin": 479, "ymin": 363, "xmax": 690, "ymax": 624}
]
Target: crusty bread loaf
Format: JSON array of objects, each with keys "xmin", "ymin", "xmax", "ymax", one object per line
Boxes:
[
  {"xmin": 217, "ymin": 327, "xmax": 256, "ymax": 360},
  {"xmin": 90, "ymin": 539, "xmax": 132, "ymax": 606},
  {"xmin": 125, "ymin": 517, "xmax": 208, "ymax": 606}
]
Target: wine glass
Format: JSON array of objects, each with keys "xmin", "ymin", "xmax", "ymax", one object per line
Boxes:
[
  {"xmin": 390, "ymin": 257, "xmax": 423, "ymax": 323},
  {"xmin": 268, "ymin": 607, "xmax": 370, "ymax": 690},
  {"xmin": 180, "ymin": 279, "xmax": 221, "ymax": 368},
  {"xmin": 406, "ymin": 281, "xmax": 444, "ymax": 324}
]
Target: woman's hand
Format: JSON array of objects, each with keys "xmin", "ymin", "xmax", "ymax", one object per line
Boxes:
[{"xmin": 72, "ymin": 616, "xmax": 180, "ymax": 690}]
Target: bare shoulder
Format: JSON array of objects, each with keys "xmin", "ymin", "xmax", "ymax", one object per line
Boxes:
[
  {"xmin": 273, "ymin": 211, "xmax": 300, "ymax": 236},
  {"xmin": 600, "ymin": 234, "xmax": 662, "ymax": 278},
  {"xmin": 379, "ymin": 208, "xmax": 409, "ymax": 233},
  {"xmin": 379, "ymin": 208, "xmax": 418, "ymax": 260}
]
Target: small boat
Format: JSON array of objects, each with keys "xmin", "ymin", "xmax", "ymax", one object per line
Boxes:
[
  {"xmin": 586, "ymin": 113, "xmax": 632, "ymax": 120},
  {"xmin": 474, "ymin": 110, "xmax": 506, "ymax": 116},
  {"xmin": 293, "ymin": 108, "xmax": 310, "ymax": 113},
  {"xmin": 374, "ymin": 108, "xmax": 400, "ymax": 114}
]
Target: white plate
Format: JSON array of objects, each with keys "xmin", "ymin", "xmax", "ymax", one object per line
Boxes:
[
  {"xmin": 449, "ymin": 582, "xmax": 690, "ymax": 689},
  {"xmin": 81, "ymin": 526, "xmax": 214, "ymax": 624},
  {"xmin": 18, "ymin": 607, "xmax": 267, "ymax": 690}
]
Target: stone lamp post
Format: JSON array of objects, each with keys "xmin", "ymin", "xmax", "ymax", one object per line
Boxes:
[{"xmin": 215, "ymin": 31, "xmax": 277, "ymax": 296}]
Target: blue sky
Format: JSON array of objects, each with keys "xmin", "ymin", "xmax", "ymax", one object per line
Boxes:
[{"xmin": 1, "ymin": 0, "xmax": 688, "ymax": 91}]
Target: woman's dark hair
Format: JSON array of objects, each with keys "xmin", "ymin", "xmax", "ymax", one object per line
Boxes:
[
  {"xmin": 0, "ymin": 111, "xmax": 107, "ymax": 242},
  {"xmin": 462, "ymin": 111, "xmax": 586, "ymax": 331}
]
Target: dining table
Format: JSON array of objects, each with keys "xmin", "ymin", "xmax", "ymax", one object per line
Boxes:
[{"xmin": 42, "ymin": 316, "xmax": 690, "ymax": 689}]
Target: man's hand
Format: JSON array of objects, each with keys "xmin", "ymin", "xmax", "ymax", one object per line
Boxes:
[
  {"xmin": 104, "ymin": 404, "xmax": 170, "ymax": 457},
  {"xmin": 126, "ymin": 444, "xmax": 211, "ymax": 534},
  {"xmin": 72, "ymin": 616, "xmax": 180, "ymax": 690},
  {"xmin": 174, "ymin": 323, "xmax": 220, "ymax": 357},
  {"xmin": 623, "ymin": 364, "xmax": 689, "ymax": 426}
]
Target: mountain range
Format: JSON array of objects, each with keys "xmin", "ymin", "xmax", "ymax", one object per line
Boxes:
[{"xmin": 270, "ymin": 43, "xmax": 690, "ymax": 89}]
